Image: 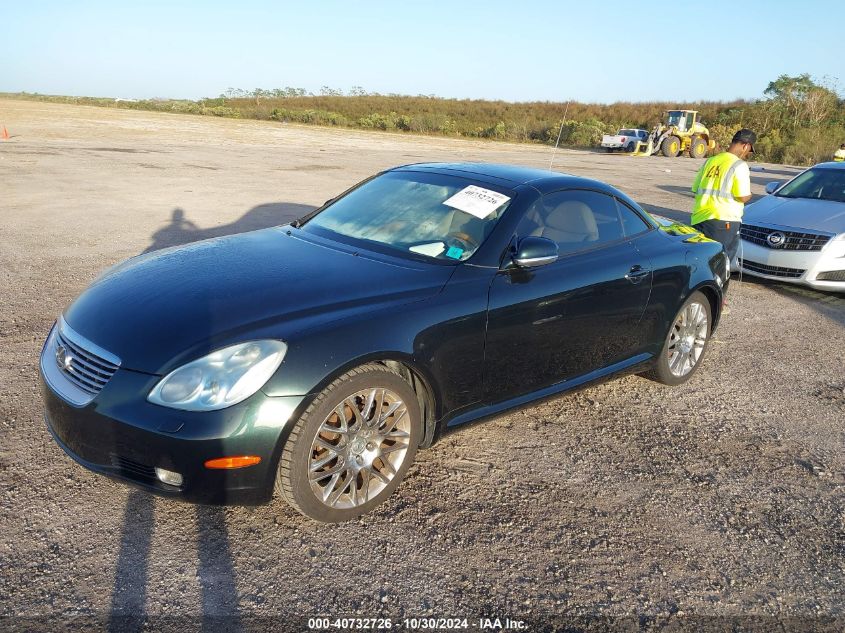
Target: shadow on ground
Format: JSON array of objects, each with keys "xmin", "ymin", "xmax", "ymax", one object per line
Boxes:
[
  {"xmin": 657, "ymin": 183, "xmax": 774, "ymax": 205},
  {"xmin": 142, "ymin": 202, "xmax": 316, "ymax": 254},
  {"xmin": 107, "ymin": 492, "xmax": 244, "ymax": 632},
  {"xmin": 640, "ymin": 203, "xmax": 690, "ymax": 224},
  {"xmin": 750, "ymin": 175, "xmax": 788, "ymax": 188},
  {"xmin": 656, "ymin": 185, "xmax": 695, "ymax": 199},
  {"xmin": 108, "ymin": 491, "xmax": 154, "ymax": 633},
  {"xmin": 750, "ymin": 166, "xmax": 802, "ymax": 177},
  {"xmin": 736, "ymin": 275, "xmax": 845, "ymax": 326}
]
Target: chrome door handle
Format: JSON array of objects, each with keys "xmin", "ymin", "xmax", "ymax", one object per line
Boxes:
[{"xmin": 625, "ymin": 265, "xmax": 650, "ymax": 283}]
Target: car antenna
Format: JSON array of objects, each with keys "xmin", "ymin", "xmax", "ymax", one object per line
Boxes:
[{"xmin": 548, "ymin": 101, "xmax": 570, "ymax": 172}]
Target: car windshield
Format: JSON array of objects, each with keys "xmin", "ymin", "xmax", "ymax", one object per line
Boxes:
[
  {"xmin": 302, "ymin": 171, "xmax": 513, "ymax": 261},
  {"xmin": 619, "ymin": 129, "xmax": 637, "ymax": 136},
  {"xmin": 776, "ymin": 167, "xmax": 845, "ymax": 203}
]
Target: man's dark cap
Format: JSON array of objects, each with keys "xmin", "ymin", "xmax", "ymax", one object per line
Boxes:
[{"xmin": 731, "ymin": 128, "xmax": 756, "ymax": 152}]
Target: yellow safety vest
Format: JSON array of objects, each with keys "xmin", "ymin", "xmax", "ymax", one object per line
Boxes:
[
  {"xmin": 690, "ymin": 152, "xmax": 749, "ymax": 224},
  {"xmin": 834, "ymin": 148, "xmax": 845, "ymax": 162}
]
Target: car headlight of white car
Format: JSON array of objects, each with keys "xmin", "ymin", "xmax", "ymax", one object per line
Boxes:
[
  {"xmin": 824, "ymin": 233, "xmax": 845, "ymax": 258},
  {"xmin": 148, "ymin": 340, "xmax": 287, "ymax": 411}
]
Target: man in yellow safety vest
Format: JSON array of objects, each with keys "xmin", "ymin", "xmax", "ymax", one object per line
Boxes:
[
  {"xmin": 834, "ymin": 143, "xmax": 845, "ymax": 162},
  {"xmin": 690, "ymin": 128, "xmax": 756, "ymax": 307}
]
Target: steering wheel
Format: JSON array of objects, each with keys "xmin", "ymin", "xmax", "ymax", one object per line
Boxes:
[{"xmin": 446, "ymin": 231, "xmax": 479, "ymax": 250}]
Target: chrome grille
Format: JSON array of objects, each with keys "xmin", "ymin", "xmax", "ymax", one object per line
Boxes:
[
  {"xmin": 740, "ymin": 224, "xmax": 832, "ymax": 251},
  {"xmin": 739, "ymin": 258, "xmax": 805, "ymax": 279},
  {"xmin": 55, "ymin": 329, "xmax": 119, "ymax": 395},
  {"xmin": 42, "ymin": 317, "xmax": 122, "ymax": 405}
]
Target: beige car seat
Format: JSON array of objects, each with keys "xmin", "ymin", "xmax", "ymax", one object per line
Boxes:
[{"xmin": 539, "ymin": 200, "xmax": 599, "ymax": 245}]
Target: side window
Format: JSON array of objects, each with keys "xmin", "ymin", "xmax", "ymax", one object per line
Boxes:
[
  {"xmin": 616, "ymin": 198, "xmax": 650, "ymax": 237},
  {"xmin": 515, "ymin": 190, "xmax": 625, "ymax": 255}
]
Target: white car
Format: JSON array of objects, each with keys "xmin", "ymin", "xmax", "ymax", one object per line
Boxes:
[
  {"xmin": 738, "ymin": 162, "xmax": 845, "ymax": 292},
  {"xmin": 600, "ymin": 128, "xmax": 649, "ymax": 152}
]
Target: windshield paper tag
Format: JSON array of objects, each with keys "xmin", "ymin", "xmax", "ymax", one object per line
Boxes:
[
  {"xmin": 409, "ymin": 242, "xmax": 446, "ymax": 257},
  {"xmin": 443, "ymin": 186, "xmax": 510, "ymax": 219}
]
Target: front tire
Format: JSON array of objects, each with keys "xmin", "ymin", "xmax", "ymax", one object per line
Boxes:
[
  {"xmin": 660, "ymin": 136, "xmax": 681, "ymax": 158},
  {"xmin": 645, "ymin": 291, "xmax": 712, "ymax": 386},
  {"xmin": 661, "ymin": 135, "xmax": 681, "ymax": 157},
  {"xmin": 276, "ymin": 364, "xmax": 421, "ymax": 522}
]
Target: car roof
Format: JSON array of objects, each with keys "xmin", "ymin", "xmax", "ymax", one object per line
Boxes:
[
  {"xmin": 391, "ymin": 162, "xmax": 617, "ymax": 194},
  {"xmin": 812, "ymin": 161, "xmax": 845, "ymax": 170}
]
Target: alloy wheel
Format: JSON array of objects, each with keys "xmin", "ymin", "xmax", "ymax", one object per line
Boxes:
[
  {"xmin": 308, "ymin": 388, "xmax": 411, "ymax": 509},
  {"xmin": 666, "ymin": 300, "xmax": 708, "ymax": 377}
]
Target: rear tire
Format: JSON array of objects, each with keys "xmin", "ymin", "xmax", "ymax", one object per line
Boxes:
[
  {"xmin": 276, "ymin": 364, "xmax": 421, "ymax": 522},
  {"xmin": 644, "ymin": 291, "xmax": 712, "ymax": 386},
  {"xmin": 661, "ymin": 136, "xmax": 681, "ymax": 157},
  {"xmin": 625, "ymin": 141, "xmax": 636, "ymax": 152}
]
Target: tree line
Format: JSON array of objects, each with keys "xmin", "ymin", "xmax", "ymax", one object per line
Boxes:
[{"xmin": 5, "ymin": 74, "xmax": 843, "ymax": 165}]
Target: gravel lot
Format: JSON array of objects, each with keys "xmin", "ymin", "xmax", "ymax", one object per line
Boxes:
[{"xmin": 2, "ymin": 99, "xmax": 844, "ymax": 632}]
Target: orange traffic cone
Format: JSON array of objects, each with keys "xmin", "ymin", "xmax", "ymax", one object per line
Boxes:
[{"xmin": 1, "ymin": 126, "xmax": 9, "ymax": 140}]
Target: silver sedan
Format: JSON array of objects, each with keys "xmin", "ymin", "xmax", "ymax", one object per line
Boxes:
[{"xmin": 738, "ymin": 162, "xmax": 845, "ymax": 292}]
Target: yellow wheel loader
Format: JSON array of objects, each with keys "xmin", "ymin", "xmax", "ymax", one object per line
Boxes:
[{"xmin": 632, "ymin": 110, "xmax": 716, "ymax": 158}]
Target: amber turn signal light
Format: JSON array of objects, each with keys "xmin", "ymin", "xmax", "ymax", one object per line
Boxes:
[{"xmin": 204, "ymin": 456, "xmax": 262, "ymax": 469}]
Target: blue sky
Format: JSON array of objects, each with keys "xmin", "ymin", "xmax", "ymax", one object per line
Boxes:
[{"xmin": 3, "ymin": 0, "xmax": 843, "ymax": 103}]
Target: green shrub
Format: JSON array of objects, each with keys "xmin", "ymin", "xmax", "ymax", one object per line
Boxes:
[
  {"xmin": 4, "ymin": 75, "xmax": 842, "ymax": 166},
  {"xmin": 782, "ymin": 126, "xmax": 845, "ymax": 165},
  {"xmin": 568, "ymin": 120, "xmax": 606, "ymax": 147},
  {"xmin": 206, "ymin": 106, "xmax": 240, "ymax": 118},
  {"xmin": 358, "ymin": 112, "xmax": 394, "ymax": 130}
]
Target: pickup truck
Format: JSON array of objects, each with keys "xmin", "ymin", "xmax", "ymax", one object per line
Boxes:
[{"xmin": 600, "ymin": 128, "xmax": 649, "ymax": 152}]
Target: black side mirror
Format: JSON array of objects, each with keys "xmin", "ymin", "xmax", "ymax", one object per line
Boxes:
[{"xmin": 513, "ymin": 237, "xmax": 558, "ymax": 268}]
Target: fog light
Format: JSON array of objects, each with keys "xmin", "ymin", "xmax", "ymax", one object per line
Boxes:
[{"xmin": 155, "ymin": 467, "xmax": 183, "ymax": 486}]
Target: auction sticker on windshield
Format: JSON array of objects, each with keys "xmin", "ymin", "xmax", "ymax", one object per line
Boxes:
[{"xmin": 443, "ymin": 185, "xmax": 510, "ymax": 219}]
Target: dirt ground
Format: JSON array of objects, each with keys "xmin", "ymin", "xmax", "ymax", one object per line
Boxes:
[{"xmin": 1, "ymin": 99, "xmax": 844, "ymax": 632}]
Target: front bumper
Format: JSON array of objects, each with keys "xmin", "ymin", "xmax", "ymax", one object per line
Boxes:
[
  {"xmin": 738, "ymin": 240, "xmax": 845, "ymax": 292},
  {"xmin": 41, "ymin": 366, "xmax": 307, "ymax": 505}
]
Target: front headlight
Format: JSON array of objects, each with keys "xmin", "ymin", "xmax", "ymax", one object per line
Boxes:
[
  {"xmin": 824, "ymin": 233, "xmax": 845, "ymax": 258},
  {"xmin": 148, "ymin": 340, "xmax": 287, "ymax": 411}
]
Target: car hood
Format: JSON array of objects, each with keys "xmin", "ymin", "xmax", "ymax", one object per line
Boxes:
[
  {"xmin": 744, "ymin": 196, "xmax": 845, "ymax": 234},
  {"xmin": 63, "ymin": 228, "xmax": 453, "ymax": 374}
]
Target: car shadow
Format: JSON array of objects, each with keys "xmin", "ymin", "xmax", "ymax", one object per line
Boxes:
[
  {"xmin": 735, "ymin": 275, "xmax": 845, "ymax": 327},
  {"xmin": 142, "ymin": 202, "xmax": 316, "ymax": 254}
]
